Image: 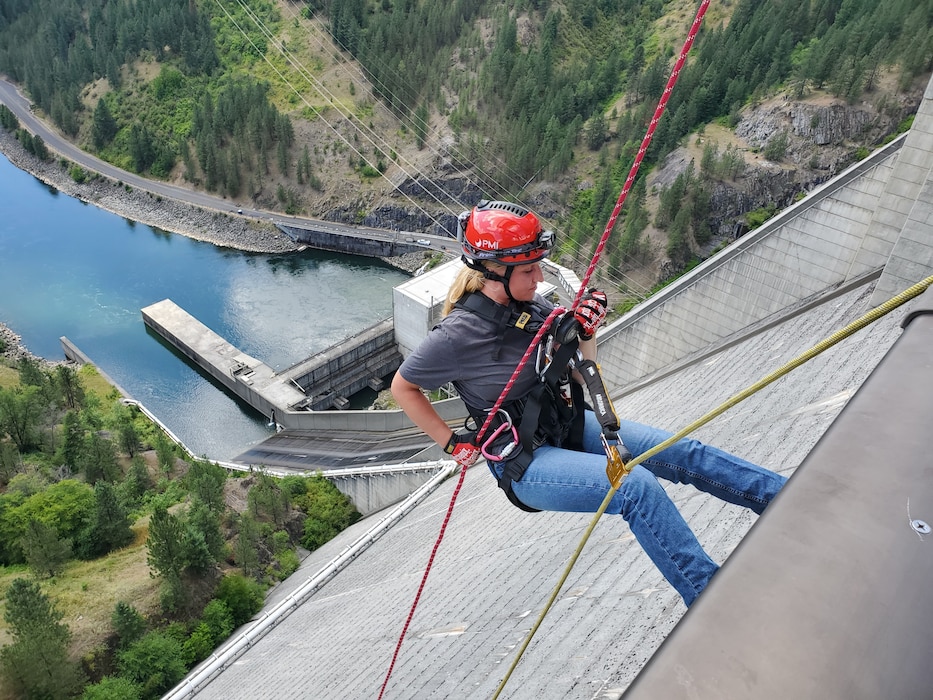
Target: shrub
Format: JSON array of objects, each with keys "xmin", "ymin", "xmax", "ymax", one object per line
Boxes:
[
  {"xmin": 201, "ymin": 599, "xmax": 234, "ymax": 644},
  {"xmin": 763, "ymin": 131, "xmax": 789, "ymax": 161},
  {"xmin": 215, "ymin": 574, "xmax": 264, "ymax": 627},
  {"xmin": 70, "ymin": 165, "xmax": 89, "ymax": 183},
  {"xmin": 117, "ymin": 631, "xmax": 186, "ymax": 698},
  {"xmin": 112, "ymin": 602, "xmax": 146, "ymax": 649},
  {"xmin": 273, "ymin": 548, "xmax": 301, "ymax": 578},
  {"xmin": 746, "ymin": 204, "xmax": 777, "ymax": 230},
  {"xmin": 182, "ymin": 622, "xmax": 214, "ymax": 666},
  {"xmin": 80, "ymin": 676, "xmax": 144, "ymax": 700},
  {"xmin": 296, "ymin": 475, "xmax": 361, "ymax": 551}
]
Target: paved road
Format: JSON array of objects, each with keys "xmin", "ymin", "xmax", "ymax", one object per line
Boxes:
[{"xmin": 0, "ymin": 77, "xmax": 457, "ymax": 251}]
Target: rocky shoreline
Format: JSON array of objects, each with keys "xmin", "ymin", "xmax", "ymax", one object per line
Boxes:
[
  {"xmin": 0, "ymin": 126, "xmax": 433, "ymax": 363},
  {"xmin": 0, "ymin": 322, "xmax": 52, "ymax": 366}
]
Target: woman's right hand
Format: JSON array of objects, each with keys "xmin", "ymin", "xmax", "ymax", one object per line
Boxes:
[{"xmin": 445, "ymin": 430, "xmax": 480, "ymax": 467}]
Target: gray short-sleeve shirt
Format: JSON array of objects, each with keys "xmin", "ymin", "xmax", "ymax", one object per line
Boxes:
[{"xmin": 397, "ymin": 294, "xmax": 552, "ymax": 412}]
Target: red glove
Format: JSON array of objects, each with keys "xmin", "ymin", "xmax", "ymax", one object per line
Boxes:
[
  {"xmin": 444, "ymin": 430, "xmax": 480, "ymax": 468},
  {"xmin": 573, "ymin": 289, "xmax": 608, "ymax": 340}
]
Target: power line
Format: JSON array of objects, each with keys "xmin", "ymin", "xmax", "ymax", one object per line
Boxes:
[{"xmin": 213, "ymin": 0, "xmax": 652, "ymax": 294}]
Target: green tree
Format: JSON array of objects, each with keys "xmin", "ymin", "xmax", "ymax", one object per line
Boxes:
[
  {"xmin": 111, "ymin": 601, "xmax": 146, "ymax": 650},
  {"xmin": 117, "ymin": 631, "xmax": 186, "ymax": 698},
  {"xmin": 187, "ymin": 499, "xmax": 225, "ymax": 561},
  {"xmin": 2, "ymin": 480, "xmax": 95, "ymax": 564},
  {"xmin": 146, "ymin": 503, "xmax": 216, "ymax": 613},
  {"xmin": 0, "ymin": 104, "xmax": 18, "ymax": 130},
  {"xmin": 764, "ymin": 130, "xmax": 790, "ymax": 161},
  {"xmin": 18, "ymin": 355, "xmax": 49, "ymax": 392},
  {"xmin": 52, "ymin": 364, "xmax": 84, "ymax": 410},
  {"xmin": 201, "ymin": 599, "xmax": 234, "ymax": 644},
  {"xmin": 128, "ymin": 123, "xmax": 155, "ymax": 173},
  {"xmin": 247, "ymin": 472, "xmax": 288, "ymax": 526},
  {"xmin": 119, "ymin": 455, "xmax": 153, "ymax": 509},
  {"xmin": 92, "ymin": 98, "xmax": 118, "ymax": 150},
  {"xmin": 116, "ymin": 413, "xmax": 139, "ymax": 457},
  {"xmin": 0, "ymin": 442, "xmax": 20, "ymax": 488},
  {"xmin": 20, "ymin": 518, "xmax": 73, "ymax": 578},
  {"xmin": 0, "ymin": 384, "xmax": 45, "ymax": 452},
  {"xmin": 297, "ymin": 475, "xmax": 361, "ymax": 551},
  {"xmin": 31, "ymin": 133, "xmax": 50, "ymax": 161},
  {"xmin": 80, "ymin": 675, "xmax": 144, "ymax": 700},
  {"xmin": 57, "ymin": 409, "xmax": 86, "ymax": 469},
  {"xmin": 146, "ymin": 505, "xmax": 188, "ymax": 609},
  {"xmin": 80, "ymin": 431, "xmax": 120, "ymax": 484},
  {"xmin": 182, "ymin": 622, "xmax": 214, "ymax": 666},
  {"xmin": 233, "ymin": 513, "xmax": 261, "ymax": 577},
  {"xmin": 585, "ymin": 112, "xmax": 607, "ymax": 151},
  {"xmin": 155, "ymin": 431, "xmax": 176, "ymax": 477},
  {"xmin": 0, "ymin": 578, "xmax": 85, "ymax": 698},
  {"xmin": 79, "ymin": 481, "xmax": 134, "ymax": 558},
  {"xmin": 187, "ymin": 459, "xmax": 227, "ymax": 513},
  {"xmin": 215, "ymin": 574, "xmax": 264, "ymax": 627}
]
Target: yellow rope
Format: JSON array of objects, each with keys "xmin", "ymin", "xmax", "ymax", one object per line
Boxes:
[{"xmin": 491, "ymin": 274, "xmax": 933, "ymax": 699}]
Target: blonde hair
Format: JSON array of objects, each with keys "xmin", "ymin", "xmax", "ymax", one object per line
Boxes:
[{"xmin": 443, "ymin": 262, "xmax": 506, "ymax": 316}]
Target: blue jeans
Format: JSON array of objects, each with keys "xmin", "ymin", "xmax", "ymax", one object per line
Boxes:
[{"xmin": 487, "ymin": 411, "xmax": 787, "ymax": 606}]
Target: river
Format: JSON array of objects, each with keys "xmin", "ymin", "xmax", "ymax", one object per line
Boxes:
[{"xmin": 0, "ymin": 153, "xmax": 409, "ymax": 460}]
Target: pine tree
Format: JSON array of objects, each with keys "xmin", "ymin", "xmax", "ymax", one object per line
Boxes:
[
  {"xmin": 0, "ymin": 578, "xmax": 85, "ymax": 698},
  {"xmin": 187, "ymin": 459, "xmax": 227, "ymax": 513},
  {"xmin": 146, "ymin": 505, "xmax": 188, "ymax": 611},
  {"xmin": 111, "ymin": 601, "xmax": 146, "ymax": 649},
  {"xmin": 92, "ymin": 98, "xmax": 118, "ymax": 150},
  {"xmin": 80, "ymin": 431, "xmax": 120, "ymax": 484},
  {"xmin": 19, "ymin": 519, "xmax": 72, "ymax": 578},
  {"xmin": 81, "ymin": 481, "xmax": 134, "ymax": 558}
]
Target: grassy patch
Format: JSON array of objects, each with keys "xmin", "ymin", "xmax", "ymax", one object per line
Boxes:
[
  {"xmin": 79, "ymin": 364, "xmax": 122, "ymax": 402},
  {"xmin": 0, "ymin": 520, "xmax": 159, "ymax": 664},
  {"xmin": 0, "ymin": 363, "xmax": 19, "ymax": 390}
]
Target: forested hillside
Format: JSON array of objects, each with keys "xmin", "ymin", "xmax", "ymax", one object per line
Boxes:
[
  {"xmin": 0, "ymin": 352, "xmax": 361, "ymax": 699},
  {"xmin": 0, "ymin": 0, "xmax": 930, "ymax": 291}
]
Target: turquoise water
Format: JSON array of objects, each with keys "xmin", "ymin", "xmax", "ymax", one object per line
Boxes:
[{"xmin": 0, "ymin": 154, "xmax": 408, "ymax": 459}]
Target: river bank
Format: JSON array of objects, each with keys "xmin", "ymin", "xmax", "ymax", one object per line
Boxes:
[{"xmin": 0, "ymin": 127, "xmax": 430, "ymax": 273}]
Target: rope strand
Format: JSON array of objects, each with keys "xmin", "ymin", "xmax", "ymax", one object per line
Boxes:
[{"xmin": 379, "ymin": 2, "xmax": 712, "ymax": 697}]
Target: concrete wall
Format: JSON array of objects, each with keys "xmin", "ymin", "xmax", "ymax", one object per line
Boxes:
[
  {"xmin": 392, "ymin": 261, "xmax": 458, "ymax": 357},
  {"xmin": 596, "ymin": 134, "xmax": 908, "ymax": 390},
  {"xmin": 870, "ymin": 77, "xmax": 933, "ymax": 306},
  {"xmin": 326, "ymin": 470, "xmax": 445, "ymax": 515},
  {"xmin": 142, "ymin": 309, "xmax": 283, "ymax": 424},
  {"xmin": 288, "ymin": 319, "xmax": 401, "ymax": 409},
  {"xmin": 278, "ymin": 396, "xmax": 467, "ymax": 432},
  {"xmin": 277, "ymin": 223, "xmax": 423, "ymax": 257},
  {"xmin": 393, "ymin": 257, "xmax": 580, "ymax": 358}
]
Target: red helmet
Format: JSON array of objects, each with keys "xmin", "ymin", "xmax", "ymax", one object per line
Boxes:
[{"xmin": 458, "ymin": 200, "xmax": 553, "ymax": 266}]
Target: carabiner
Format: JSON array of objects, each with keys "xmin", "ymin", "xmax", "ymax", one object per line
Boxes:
[{"xmin": 481, "ymin": 409, "xmax": 521, "ymax": 462}]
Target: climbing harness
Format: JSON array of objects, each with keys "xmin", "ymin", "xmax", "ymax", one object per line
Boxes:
[
  {"xmin": 452, "ymin": 291, "xmax": 589, "ymax": 512},
  {"xmin": 454, "ymin": 290, "xmax": 551, "ymax": 360}
]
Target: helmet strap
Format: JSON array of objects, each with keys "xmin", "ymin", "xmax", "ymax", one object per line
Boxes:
[{"xmin": 462, "ymin": 257, "xmax": 518, "ymax": 303}]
